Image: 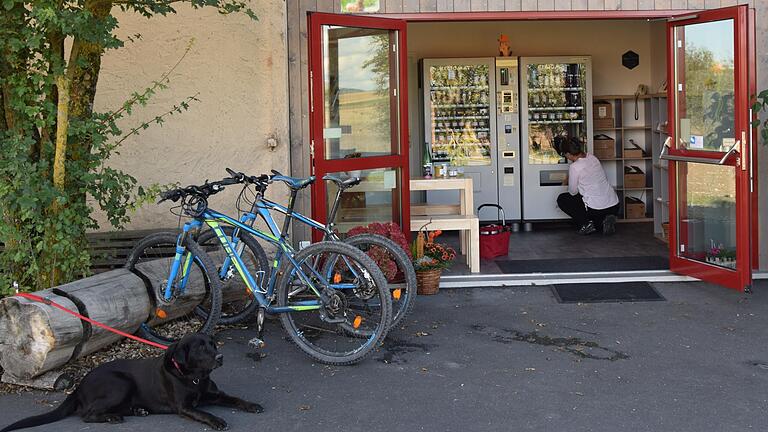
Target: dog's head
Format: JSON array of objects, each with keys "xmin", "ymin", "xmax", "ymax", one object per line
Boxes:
[{"xmin": 164, "ymin": 333, "xmax": 223, "ymax": 377}]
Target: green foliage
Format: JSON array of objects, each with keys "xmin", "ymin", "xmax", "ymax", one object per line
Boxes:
[
  {"xmin": 0, "ymin": 1, "xmax": 256, "ymax": 295},
  {"xmin": 751, "ymin": 89, "xmax": 768, "ymax": 146}
]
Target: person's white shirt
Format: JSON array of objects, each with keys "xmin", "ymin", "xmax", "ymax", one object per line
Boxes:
[{"xmin": 568, "ymin": 153, "xmax": 619, "ymax": 210}]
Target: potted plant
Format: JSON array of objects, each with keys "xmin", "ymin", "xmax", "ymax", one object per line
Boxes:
[
  {"xmin": 347, "ymin": 222, "xmax": 411, "ymax": 282},
  {"xmin": 411, "ymin": 227, "xmax": 456, "ymax": 295}
]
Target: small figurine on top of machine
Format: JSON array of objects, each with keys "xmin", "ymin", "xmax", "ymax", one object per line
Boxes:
[{"xmin": 498, "ymin": 34, "xmax": 511, "ymax": 57}]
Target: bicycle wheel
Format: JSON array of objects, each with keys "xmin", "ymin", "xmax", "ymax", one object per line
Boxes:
[
  {"xmin": 126, "ymin": 232, "xmax": 222, "ymax": 345},
  {"xmin": 197, "ymin": 227, "xmax": 269, "ymax": 325},
  {"xmin": 275, "ymin": 241, "xmax": 391, "ymax": 365},
  {"xmin": 344, "ymin": 234, "xmax": 416, "ymax": 330}
]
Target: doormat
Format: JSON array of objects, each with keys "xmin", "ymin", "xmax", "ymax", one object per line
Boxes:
[
  {"xmin": 495, "ymin": 256, "xmax": 669, "ymax": 274},
  {"xmin": 551, "ymin": 282, "xmax": 665, "ymax": 304}
]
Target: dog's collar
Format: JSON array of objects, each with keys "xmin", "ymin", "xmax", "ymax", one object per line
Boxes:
[{"xmin": 171, "ymin": 358, "xmax": 200, "ymax": 385}]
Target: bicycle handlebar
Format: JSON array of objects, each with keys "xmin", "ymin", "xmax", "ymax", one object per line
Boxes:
[{"xmin": 158, "ymin": 178, "xmax": 237, "ymax": 204}]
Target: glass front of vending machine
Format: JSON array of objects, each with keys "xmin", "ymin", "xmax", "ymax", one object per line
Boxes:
[
  {"xmin": 520, "ymin": 56, "xmax": 593, "ymax": 221},
  {"xmin": 422, "ymin": 58, "xmax": 498, "ymax": 213}
]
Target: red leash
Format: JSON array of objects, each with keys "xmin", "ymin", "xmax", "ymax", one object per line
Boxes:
[{"xmin": 15, "ymin": 292, "xmax": 168, "ymax": 351}]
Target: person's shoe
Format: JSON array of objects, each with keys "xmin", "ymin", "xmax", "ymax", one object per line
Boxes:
[
  {"xmin": 578, "ymin": 221, "xmax": 597, "ymax": 235},
  {"xmin": 602, "ymin": 214, "xmax": 617, "ymax": 236}
]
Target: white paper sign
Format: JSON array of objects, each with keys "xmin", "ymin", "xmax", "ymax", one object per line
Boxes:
[{"xmin": 690, "ymin": 135, "xmax": 704, "ymax": 149}]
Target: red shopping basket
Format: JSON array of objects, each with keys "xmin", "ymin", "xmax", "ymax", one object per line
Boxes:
[{"xmin": 478, "ymin": 204, "xmax": 511, "ymax": 259}]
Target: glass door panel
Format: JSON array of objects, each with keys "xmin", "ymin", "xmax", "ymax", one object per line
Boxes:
[
  {"xmin": 666, "ymin": 5, "xmax": 752, "ymax": 292},
  {"xmin": 326, "ymin": 168, "xmax": 402, "ymax": 234},
  {"xmin": 427, "ymin": 64, "xmax": 492, "ymax": 166},
  {"xmin": 674, "ymin": 19, "xmax": 736, "ymax": 152},
  {"xmin": 322, "ymin": 26, "xmax": 399, "ymax": 160},
  {"xmin": 676, "ymin": 163, "xmax": 736, "ymax": 269}
]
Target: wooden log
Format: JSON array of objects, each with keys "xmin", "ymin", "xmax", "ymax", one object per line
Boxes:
[
  {"xmin": 55, "ymin": 268, "xmax": 151, "ymax": 357},
  {"xmin": 0, "ymin": 292, "xmax": 83, "ymax": 380},
  {"xmin": 1, "ymin": 370, "xmax": 75, "ymax": 391},
  {"xmin": 0, "ymin": 249, "xmax": 253, "ymax": 380}
]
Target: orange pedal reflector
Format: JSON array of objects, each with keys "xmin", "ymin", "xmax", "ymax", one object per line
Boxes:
[
  {"xmin": 156, "ymin": 308, "xmax": 167, "ymax": 319},
  {"xmin": 393, "ymin": 289, "xmax": 402, "ymax": 300},
  {"xmin": 333, "ymin": 273, "xmax": 342, "ymax": 283},
  {"xmin": 353, "ymin": 315, "xmax": 362, "ymax": 329}
]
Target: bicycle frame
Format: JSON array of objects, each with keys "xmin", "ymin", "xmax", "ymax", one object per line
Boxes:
[{"xmin": 167, "ymin": 185, "xmax": 367, "ymax": 315}]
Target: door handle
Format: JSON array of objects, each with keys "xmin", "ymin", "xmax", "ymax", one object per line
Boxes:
[{"xmin": 660, "ymin": 139, "xmax": 740, "ymax": 165}]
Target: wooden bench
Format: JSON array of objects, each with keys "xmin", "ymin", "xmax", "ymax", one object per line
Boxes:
[{"xmin": 410, "ymin": 214, "xmax": 479, "ymax": 273}]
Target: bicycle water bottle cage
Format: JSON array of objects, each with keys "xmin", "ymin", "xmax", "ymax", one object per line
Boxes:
[{"xmin": 270, "ymin": 170, "xmax": 315, "ymax": 191}]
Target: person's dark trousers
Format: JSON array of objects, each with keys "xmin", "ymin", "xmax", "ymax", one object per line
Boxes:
[{"xmin": 557, "ymin": 193, "xmax": 620, "ymax": 228}]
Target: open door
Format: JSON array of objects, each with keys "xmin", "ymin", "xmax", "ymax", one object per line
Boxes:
[
  {"xmin": 664, "ymin": 5, "xmax": 753, "ymax": 291},
  {"xmin": 308, "ymin": 13, "xmax": 410, "ymax": 240}
]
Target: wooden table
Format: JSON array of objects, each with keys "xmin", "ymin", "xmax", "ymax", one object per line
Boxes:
[{"xmin": 410, "ymin": 177, "xmax": 480, "ymax": 273}]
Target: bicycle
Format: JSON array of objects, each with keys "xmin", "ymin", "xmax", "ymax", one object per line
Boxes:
[
  {"xmin": 197, "ymin": 169, "xmax": 416, "ymax": 330},
  {"xmin": 127, "ymin": 176, "xmax": 392, "ymax": 365}
]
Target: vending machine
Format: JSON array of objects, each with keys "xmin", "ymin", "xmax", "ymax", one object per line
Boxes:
[
  {"xmin": 519, "ymin": 56, "xmax": 593, "ymax": 221},
  {"xmin": 422, "ymin": 58, "xmax": 498, "ymax": 214}
]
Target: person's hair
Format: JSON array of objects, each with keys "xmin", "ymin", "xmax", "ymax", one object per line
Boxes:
[{"xmin": 554, "ymin": 136, "xmax": 585, "ymax": 157}]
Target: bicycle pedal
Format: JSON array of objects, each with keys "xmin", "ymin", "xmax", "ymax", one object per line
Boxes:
[{"xmin": 248, "ymin": 337, "xmax": 266, "ymax": 349}]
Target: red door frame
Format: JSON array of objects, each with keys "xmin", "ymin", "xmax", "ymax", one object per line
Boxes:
[
  {"xmin": 665, "ymin": 5, "xmax": 752, "ymax": 291},
  {"xmin": 305, "ymin": 8, "xmax": 759, "ymax": 275},
  {"xmin": 308, "ymin": 12, "xmax": 410, "ymax": 242}
]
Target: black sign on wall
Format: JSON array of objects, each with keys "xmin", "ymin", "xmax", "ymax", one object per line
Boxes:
[{"xmin": 622, "ymin": 50, "xmax": 640, "ymax": 70}]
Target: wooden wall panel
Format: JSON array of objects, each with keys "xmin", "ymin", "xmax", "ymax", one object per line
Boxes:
[
  {"xmin": 454, "ymin": 0, "xmax": 472, "ymax": 11},
  {"xmin": 386, "ymin": 0, "xmax": 404, "ymax": 12},
  {"xmin": 471, "ymin": 0, "xmax": 490, "ymax": 11},
  {"xmin": 488, "ymin": 0, "xmax": 506, "ymax": 10},
  {"xmin": 403, "ymin": 0, "xmax": 420, "ymax": 12},
  {"xmin": 572, "ymin": 0, "xmax": 589, "ymax": 10},
  {"xmin": 538, "ymin": 0, "xmax": 555, "ymax": 11},
  {"xmin": 420, "ymin": 0, "xmax": 439, "ymax": 11}
]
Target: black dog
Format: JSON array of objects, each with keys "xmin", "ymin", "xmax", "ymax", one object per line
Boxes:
[{"xmin": 0, "ymin": 333, "xmax": 262, "ymax": 431}]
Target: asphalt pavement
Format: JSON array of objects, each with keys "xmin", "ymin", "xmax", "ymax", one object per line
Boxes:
[{"xmin": 1, "ymin": 280, "xmax": 767, "ymax": 432}]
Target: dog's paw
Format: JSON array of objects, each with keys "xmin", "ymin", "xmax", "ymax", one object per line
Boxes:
[
  {"xmin": 243, "ymin": 402, "xmax": 264, "ymax": 414},
  {"xmin": 209, "ymin": 417, "xmax": 229, "ymax": 431},
  {"xmin": 132, "ymin": 408, "xmax": 150, "ymax": 417}
]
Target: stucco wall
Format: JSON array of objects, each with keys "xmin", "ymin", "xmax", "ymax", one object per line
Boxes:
[{"xmin": 92, "ymin": 1, "xmax": 290, "ymax": 232}]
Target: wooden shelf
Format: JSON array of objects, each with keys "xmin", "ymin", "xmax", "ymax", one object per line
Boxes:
[
  {"xmin": 617, "ymin": 187, "xmax": 653, "ymax": 191},
  {"xmin": 594, "ymin": 93, "xmax": 667, "ymax": 100}
]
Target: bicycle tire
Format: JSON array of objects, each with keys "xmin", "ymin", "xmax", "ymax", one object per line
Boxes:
[
  {"xmin": 126, "ymin": 232, "xmax": 222, "ymax": 345},
  {"xmin": 197, "ymin": 227, "xmax": 269, "ymax": 325},
  {"xmin": 275, "ymin": 241, "xmax": 391, "ymax": 365},
  {"xmin": 344, "ymin": 233, "xmax": 417, "ymax": 330}
]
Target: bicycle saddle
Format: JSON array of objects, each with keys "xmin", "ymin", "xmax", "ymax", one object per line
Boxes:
[
  {"xmin": 322, "ymin": 174, "xmax": 361, "ymax": 190},
  {"xmin": 271, "ymin": 170, "xmax": 315, "ymax": 190}
]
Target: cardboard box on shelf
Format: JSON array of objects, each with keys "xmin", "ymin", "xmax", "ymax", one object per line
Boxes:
[
  {"xmin": 624, "ymin": 166, "xmax": 646, "ymax": 189},
  {"xmin": 623, "ymin": 147, "xmax": 644, "ymax": 158},
  {"xmin": 594, "ymin": 117, "xmax": 615, "ymax": 130},
  {"xmin": 594, "ymin": 101, "xmax": 613, "ymax": 119},
  {"xmin": 625, "ymin": 197, "xmax": 646, "ymax": 219},
  {"xmin": 593, "ymin": 135, "xmax": 616, "ymax": 159}
]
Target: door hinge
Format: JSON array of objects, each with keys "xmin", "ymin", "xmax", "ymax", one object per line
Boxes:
[
  {"xmin": 680, "ymin": 244, "xmax": 685, "ymax": 253},
  {"xmin": 392, "ymin": 43, "xmax": 396, "ymax": 53},
  {"xmin": 393, "ymin": 88, "xmax": 397, "ymax": 97}
]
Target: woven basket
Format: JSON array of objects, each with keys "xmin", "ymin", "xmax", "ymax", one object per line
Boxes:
[{"xmin": 416, "ymin": 269, "xmax": 441, "ymax": 295}]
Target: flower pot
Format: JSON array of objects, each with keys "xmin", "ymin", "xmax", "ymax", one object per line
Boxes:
[{"xmin": 416, "ymin": 269, "xmax": 441, "ymax": 295}]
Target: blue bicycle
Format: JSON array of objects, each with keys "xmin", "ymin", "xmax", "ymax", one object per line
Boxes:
[
  {"xmin": 127, "ymin": 175, "xmax": 392, "ymax": 365},
  {"xmin": 194, "ymin": 169, "xmax": 416, "ymax": 330}
]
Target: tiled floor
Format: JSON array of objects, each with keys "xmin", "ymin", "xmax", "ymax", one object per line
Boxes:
[{"xmin": 441, "ymin": 222, "xmax": 668, "ymax": 276}]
